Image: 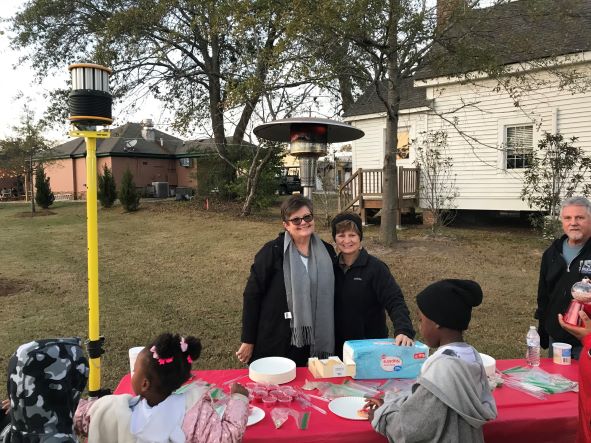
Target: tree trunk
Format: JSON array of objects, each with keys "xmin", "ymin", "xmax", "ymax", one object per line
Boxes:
[
  {"xmin": 206, "ymin": 35, "xmax": 234, "ymax": 183},
  {"xmin": 380, "ymin": 0, "xmax": 400, "ymax": 246},
  {"xmin": 338, "ymin": 74, "xmax": 355, "ymax": 114},
  {"xmin": 240, "ymin": 144, "xmax": 277, "ymax": 216},
  {"xmin": 233, "ymin": 28, "xmax": 274, "ymax": 144},
  {"xmin": 29, "ymin": 158, "xmax": 35, "ymax": 214}
]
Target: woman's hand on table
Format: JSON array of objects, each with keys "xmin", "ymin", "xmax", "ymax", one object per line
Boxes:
[
  {"xmin": 236, "ymin": 343, "xmax": 254, "ymax": 364},
  {"xmin": 394, "ymin": 334, "xmax": 414, "ymax": 346},
  {"xmin": 231, "ymin": 382, "xmax": 249, "ymax": 398},
  {"xmin": 364, "ymin": 397, "xmax": 384, "ymax": 422},
  {"xmin": 558, "ymin": 311, "xmax": 591, "ymax": 342}
]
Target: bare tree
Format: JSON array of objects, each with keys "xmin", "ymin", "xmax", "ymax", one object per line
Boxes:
[
  {"xmin": 521, "ymin": 132, "xmax": 591, "ymax": 238},
  {"xmin": 0, "ymin": 108, "xmax": 54, "ymax": 214},
  {"xmin": 413, "ymin": 131, "xmax": 459, "ymax": 233}
]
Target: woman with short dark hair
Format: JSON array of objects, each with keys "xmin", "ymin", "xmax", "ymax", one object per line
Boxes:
[
  {"xmin": 236, "ymin": 195, "xmax": 336, "ymax": 366},
  {"xmin": 331, "ymin": 212, "xmax": 415, "ymax": 357}
]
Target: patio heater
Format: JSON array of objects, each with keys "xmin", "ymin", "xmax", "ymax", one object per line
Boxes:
[
  {"xmin": 68, "ymin": 63, "xmax": 113, "ymax": 397},
  {"xmin": 254, "ymin": 117, "xmax": 364, "ymax": 199}
]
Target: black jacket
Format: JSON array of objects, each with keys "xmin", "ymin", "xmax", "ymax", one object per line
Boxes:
[
  {"xmin": 241, "ymin": 233, "xmax": 336, "ymax": 363},
  {"xmin": 334, "ymin": 248, "xmax": 415, "ymax": 358},
  {"xmin": 536, "ymin": 235, "xmax": 591, "ymax": 348}
]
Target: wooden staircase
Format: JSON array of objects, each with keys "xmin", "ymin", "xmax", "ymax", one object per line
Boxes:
[{"xmin": 338, "ymin": 167, "xmax": 420, "ymax": 224}]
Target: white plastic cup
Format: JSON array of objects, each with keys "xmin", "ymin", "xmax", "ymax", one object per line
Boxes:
[
  {"xmin": 479, "ymin": 353, "xmax": 496, "ymax": 377},
  {"xmin": 552, "ymin": 342, "xmax": 572, "ymax": 365},
  {"xmin": 129, "ymin": 346, "xmax": 145, "ymax": 374}
]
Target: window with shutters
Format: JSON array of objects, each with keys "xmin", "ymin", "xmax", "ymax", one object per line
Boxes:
[{"xmin": 505, "ymin": 125, "xmax": 533, "ymax": 169}]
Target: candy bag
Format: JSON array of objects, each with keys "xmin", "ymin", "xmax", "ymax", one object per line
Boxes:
[
  {"xmin": 290, "ymin": 409, "xmax": 311, "ymax": 430},
  {"xmin": 271, "ymin": 407, "xmax": 290, "ymax": 429}
]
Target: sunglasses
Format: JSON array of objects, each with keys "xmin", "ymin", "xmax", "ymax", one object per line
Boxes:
[{"xmin": 286, "ymin": 213, "xmax": 314, "ymax": 225}]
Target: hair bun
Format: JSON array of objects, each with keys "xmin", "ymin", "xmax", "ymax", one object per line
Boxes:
[{"xmin": 185, "ymin": 336, "xmax": 202, "ymax": 360}]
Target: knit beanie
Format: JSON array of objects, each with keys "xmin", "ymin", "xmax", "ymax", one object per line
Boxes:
[
  {"xmin": 331, "ymin": 212, "xmax": 363, "ymax": 240},
  {"xmin": 416, "ymin": 279, "xmax": 483, "ymax": 331}
]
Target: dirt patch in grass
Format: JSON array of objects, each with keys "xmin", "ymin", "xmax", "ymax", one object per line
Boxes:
[
  {"xmin": 14, "ymin": 209, "xmax": 56, "ymax": 217},
  {"xmin": 0, "ymin": 278, "xmax": 28, "ymax": 297}
]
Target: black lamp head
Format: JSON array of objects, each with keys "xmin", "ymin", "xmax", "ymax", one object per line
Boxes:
[{"xmin": 68, "ymin": 63, "xmax": 113, "ymax": 129}]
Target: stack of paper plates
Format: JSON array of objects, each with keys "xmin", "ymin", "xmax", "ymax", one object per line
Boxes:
[{"xmin": 249, "ymin": 357, "xmax": 296, "ymax": 384}]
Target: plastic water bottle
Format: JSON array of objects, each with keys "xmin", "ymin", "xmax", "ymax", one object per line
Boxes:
[{"xmin": 526, "ymin": 326, "xmax": 541, "ymax": 367}]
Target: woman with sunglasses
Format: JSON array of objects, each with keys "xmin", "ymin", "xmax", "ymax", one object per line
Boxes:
[
  {"xmin": 331, "ymin": 212, "xmax": 415, "ymax": 358},
  {"xmin": 236, "ymin": 195, "xmax": 336, "ymax": 366}
]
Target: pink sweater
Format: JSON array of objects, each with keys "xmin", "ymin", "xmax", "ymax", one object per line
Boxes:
[{"xmin": 75, "ymin": 388, "xmax": 248, "ymax": 443}]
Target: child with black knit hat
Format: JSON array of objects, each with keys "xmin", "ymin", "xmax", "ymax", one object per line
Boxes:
[{"xmin": 365, "ymin": 279, "xmax": 497, "ymax": 443}]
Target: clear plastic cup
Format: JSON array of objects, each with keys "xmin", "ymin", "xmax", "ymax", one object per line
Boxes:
[
  {"xmin": 262, "ymin": 395, "xmax": 277, "ymax": 408},
  {"xmin": 278, "ymin": 395, "xmax": 293, "ymax": 404},
  {"xmin": 253, "ymin": 389, "xmax": 267, "ymax": 403},
  {"xmin": 279, "ymin": 386, "xmax": 297, "ymax": 396}
]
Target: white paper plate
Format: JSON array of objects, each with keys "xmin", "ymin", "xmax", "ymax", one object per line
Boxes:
[
  {"xmin": 247, "ymin": 406, "xmax": 265, "ymax": 426},
  {"xmin": 249, "ymin": 357, "xmax": 296, "ymax": 384},
  {"xmin": 328, "ymin": 396, "xmax": 368, "ymax": 420}
]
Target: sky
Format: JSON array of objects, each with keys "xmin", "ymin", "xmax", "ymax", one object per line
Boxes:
[
  {"xmin": 0, "ymin": 0, "xmax": 176, "ymax": 142},
  {"xmin": 0, "ymin": 0, "xmax": 500, "ymax": 143}
]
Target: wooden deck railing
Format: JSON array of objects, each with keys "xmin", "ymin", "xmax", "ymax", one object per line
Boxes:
[{"xmin": 338, "ymin": 166, "xmax": 420, "ymax": 223}]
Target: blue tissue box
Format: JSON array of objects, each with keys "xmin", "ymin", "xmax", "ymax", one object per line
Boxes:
[{"xmin": 343, "ymin": 338, "xmax": 429, "ymax": 379}]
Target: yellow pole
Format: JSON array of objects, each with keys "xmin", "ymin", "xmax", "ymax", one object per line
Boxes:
[{"xmin": 85, "ymin": 135, "xmax": 101, "ymax": 393}]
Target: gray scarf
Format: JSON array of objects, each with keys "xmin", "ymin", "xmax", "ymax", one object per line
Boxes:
[{"xmin": 283, "ymin": 232, "xmax": 335, "ymax": 359}]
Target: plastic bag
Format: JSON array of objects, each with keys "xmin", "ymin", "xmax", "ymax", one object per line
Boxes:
[
  {"xmin": 271, "ymin": 407, "xmax": 311, "ymax": 429},
  {"xmin": 208, "ymin": 386, "xmax": 230, "ymax": 416},
  {"xmin": 295, "ymin": 394, "xmax": 327, "ymax": 415},
  {"xmin": 378, "ymin": 378, "xmax": 414, "ymax": 403},
  {"xmin": 501, "ymin": 366, "xmax": 578, "ymax": 399},
  {"xmin": 342, "ymin": 380, "xmax": 381, "ymax": 397},
  {"xmin": 271, "ymin": 407, "xmax": 290, "ymax": 429},
  {"xmin": 290, "ymin": 409, "xmax": 311, "ymax": 429},
  {"xmin": 174, "ymin": 378, "xmax": 210, "ymax": 394},
  {"xmin": 301, "ymin": 379, "xmax": 370, "ymax": 399}
]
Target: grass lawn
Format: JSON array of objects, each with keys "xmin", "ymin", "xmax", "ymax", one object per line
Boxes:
[{"xmin": 0, "ymin": 199, "xmax": 549, "ymax": 397}]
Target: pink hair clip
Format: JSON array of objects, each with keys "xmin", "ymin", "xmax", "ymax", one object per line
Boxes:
[
  {"xmin": 158, "ymin": 357, "xmax": 174, "ymax": 365},
  {"xmin": 150, "ymin": 346, "xmax": 160, "ymax": 360},
  {"xmin": 187, "ymin": 356, "xmax": 193, "ymax": 364},
  {"xmin": 180, "ymin": 337, "xmax": 188, "ymax": 353}
]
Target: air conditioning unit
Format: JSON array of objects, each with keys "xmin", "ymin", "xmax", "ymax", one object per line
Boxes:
[
  {"xmin": 152, "ymin": 182, "xmax": 169, "ymax": 198},
  {"xmin": 179, "ymin": 158, "xmax": 192, "ymax": 167}
]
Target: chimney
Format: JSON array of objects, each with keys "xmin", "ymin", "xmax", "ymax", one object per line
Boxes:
[
  {"xmin": 141, "ymin": 118, "xmax": 156, "ymax": 142},
  {"xmin": 437, "ymin": 0, "xmax": 467, "ymax": 29}
]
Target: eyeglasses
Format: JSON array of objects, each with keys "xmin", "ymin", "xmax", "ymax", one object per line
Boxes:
[{"xmin": 286, "ymin": 213, "xmax": 314, "ymax": 225}]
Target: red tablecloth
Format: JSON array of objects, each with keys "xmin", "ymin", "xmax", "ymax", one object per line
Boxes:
[
  {"xmin": 485, "ymin": 358, "xmax": 578, "ymax": 443},
  {"xmin": 114, "ymin": 358, "xmax": 579, "ymax": 443}
]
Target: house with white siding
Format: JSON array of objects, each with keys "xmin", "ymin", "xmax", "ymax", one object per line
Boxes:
[{"xmin": 343, "ymin": 0, "xmax": 591, "ymax": 215}]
